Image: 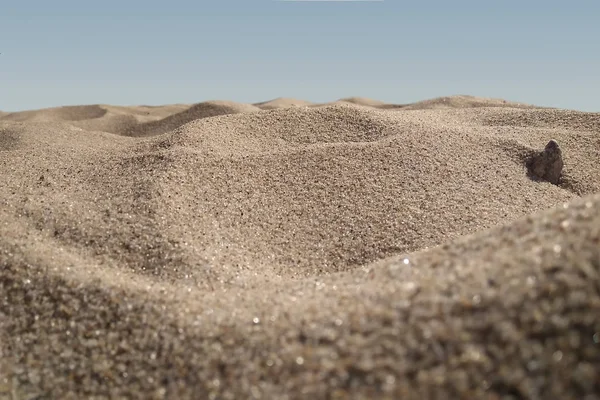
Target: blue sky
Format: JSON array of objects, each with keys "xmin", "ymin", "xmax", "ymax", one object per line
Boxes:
[{"xmin": 1, "ymin": 0, "xmax": 598, "ymax": 111}]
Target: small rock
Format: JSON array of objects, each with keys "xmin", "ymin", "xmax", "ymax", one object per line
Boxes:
[{"xmin": 527, "ymin": 139, "xmax": 563, "ymax": 184}]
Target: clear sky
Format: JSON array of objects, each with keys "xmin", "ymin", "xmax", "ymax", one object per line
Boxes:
[{"xmin": 1, "ymin": 0, "xmax": 599, "ymax": 112}]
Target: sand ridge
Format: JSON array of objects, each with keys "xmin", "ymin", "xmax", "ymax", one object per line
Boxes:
[
  {"xmin": 336, "ymin": 97, "xmax": 389, "ymax": 107},
  {"xmin": 254, "ymin": 98, "xmax": 315, "ymax": 110},
  {"xmin": 0, "ymin": 95, "xmax": 547, "ymax": 136},
  {"xmin": 120, "ymin": 100, "xmax": 261, "ymax": 137},
  {"xmin": 0, "ymin": 104, "xmax": 192, "ymax": 136},
  {"xmin": 401, "ymin": 95, "xmax": 540, "ymax": 110},
  {"xmin": 0, "ymin": 104, "xmax": 191, "ymax": 122},
  {"xmin": 1, "ymin": 96, "xmax": 599, "ymax": 398}
]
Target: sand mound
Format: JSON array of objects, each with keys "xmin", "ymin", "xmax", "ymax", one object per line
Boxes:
[
  {"xmin": 1, "ymin": 101, "xmax": 599, "ymax": 398},
  {"xmin": 0, "ymin": 104, "xmax": 108, "ymax": 122},
  {"xmin": 316, "ymin": 97, "xmax": 407, "ymax": 110},
  {"xmin": 73, "ymin": 104, "xmax": 195, "ymax": 134},
  {"xmin": 337, "ymin": 96, "xmax": 388, "ymax": 107},
  {"xmin": 483, "ymin": 107, "xmax": 600, "ymax": 131},
  {"xmin": 69, "ymin": 113, "xmax": 138, "ymax": 134},
  {"xmin": 254, "ymin": 98, "xmax": 314, "ymax": 110},
  {"xmin": 0, "ymin": 104, "xmax": 193, "ymax": 135},
  {"xmin": 105, "ymin": 104, "xmax": 192, "ymax": 121},
  {"xmin": 403, "ymin": 95, "xmax": 539, "ymax": 110},
  {"xmin": 473, "ymin": 107, "xmax": 600, "ymax": 196},
  {"xmin": 121, "ymin": 100, "xmax": 261, "ymax": 137}
]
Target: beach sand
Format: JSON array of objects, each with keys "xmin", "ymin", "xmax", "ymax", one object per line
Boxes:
[{"xmin": 1, "ymin": 96, "xmax": 599, "ymax": 399}]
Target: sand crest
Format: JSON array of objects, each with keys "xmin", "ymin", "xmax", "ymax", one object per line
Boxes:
[
  {"xmin": 402, "ymin": 95, "xmax": 539, "ymax": 110},
  {"xmin": 121, "ymin": 100, "xmax": 261, "ymax": 137},
  {"xmin": 336, "ymin": 97, "xmax": 388, "ymax": 107},
  {"xmin": 0, "ymin": 104, "xmax": 193, "ymax": 135},
  {"xmin": 254, "ymin": 98, "xmax": 314, "ymax": 110},
  {"xmin": 1, "ymin": 104, "xmax": 108, "ymax": 122}
]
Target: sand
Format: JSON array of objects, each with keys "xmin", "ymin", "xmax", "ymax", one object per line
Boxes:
[
  {"xmin": 1, "ymin": 96, "xmax": 599, "ymax": 399},
  {"xmin": 401, "ymin": 95, "xmax": 539, "ymax": 110},
  {"xmin": 254, "ymin": 98, "xmax": 315, "ymax": 110},
  {"xmin": 0, "ymin": 104, "xmax": 192, "ymax": 136},
  {"xmin": 120, "ymin": 101, "xmax": 261, "ymax": 137}
]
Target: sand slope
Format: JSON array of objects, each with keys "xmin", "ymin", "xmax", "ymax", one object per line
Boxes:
[
  {"xmin": 336, "ymin": 97, "xmax": 389, "ymax": 107},
  {"xmin": 0, "ymin": 104, "xmax": 190, "ymax": 123},
  {"xmin": 403, "ymin": 95, "xmax": 539, "ymax": 110},
  {"xmin": 254, "ymin": 98, "xmax": 314, "ymax": 110},
  {"xmin": 121, "ymin": 100, "xmax": 261, "ymax": 137},
  {"xmin": 314, "ymin": 95, "xmax": 534, "ymax": 111},
  {"xmin": 0, "ymin": 95, "xmax": 544, "ymax": 135},
  {"xmin": 1, "ymin": 97, "xmax": 599, "ymax": 399},
  {"xmin": 0, "ymin": 104, "xmax": 192, "ymax": 135},
  {"xmin": 0, "ymin": 102, "xmax": 257, "ymax": 137},
  {"xmin": 1, "ymin": 104, "xmax": 109, "ymax": 122}
]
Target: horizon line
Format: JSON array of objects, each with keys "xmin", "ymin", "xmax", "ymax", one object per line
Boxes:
[{"xmin": 274, "ymin": 0, "xmax": 384, "ymax": 2}]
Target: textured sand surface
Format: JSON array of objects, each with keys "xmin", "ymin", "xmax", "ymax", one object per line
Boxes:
[
  {"xmin": 334, "ymin": 97, "xmax": 389, "ymax": 107},
  {"xmin": 121, "ymin": 101, "xmax": 261, "ymax": 137},
  {"xmin": 1, "ymin": 96, "xmax": 599, "ymax": 399},
  {"xmin": 0, "ymin": 104, "xmax": 191, "ymax": 136},
  {"xmin": 254, "ymin": 98, "xmax": 315, "ymax": 110},
  {"xmin": 401, "ymin": 95, "xmax": 539, "ymax": 110}
]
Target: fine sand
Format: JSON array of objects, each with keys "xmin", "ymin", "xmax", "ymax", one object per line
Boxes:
[
  {"xmin": 1, "ymin": 96, "xmax": 599, "ymax": 399},
  {"xmin": 254, "ymin": 98, "xmax": 315, "ymax": 110}
]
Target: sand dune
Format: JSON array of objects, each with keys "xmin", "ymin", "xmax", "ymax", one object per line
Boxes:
[
  {"xmin": 316, "ymin": 95, "xmax": 530, "ymax": 111},
  {"xmin": 121, "ymin": 100, "xmax": 261, "ymax": 137},
  {"xmin": 336, "ymin": 96, "xmax": 389, "ymax": 107},
  {"xmin": 0, "ymin": 104, "xmax": 190, "ymax": 123},
  {"xmin": 1, "ymin": 104, "xmax": 108, "ymax": 122},
  {"xmin": 254, "ymin": 97, "xmax": 314, "ymax": 110},
  {"xmin": 483, "ymin": 107, "xmax": 600, "ymax": 131},
  {"xmin": 403, "ymin": 95, "xmax": 539, "ymax": 110},
  {"xmin": 106, "ymin": 104, "xmax": 192, "ymax": 120},
  {"xmin": 0, "ymin": 95, "xmax": 544, "ymax": 135},
  {"xmin": 1, "ymin": 96, "xmax": 599, "ymax": 398},
  {"xmin": 0, "ymin": 101, "xmax": 260, "ymax": 137},
  {"xmin": 0, "ymin": 103, "xmax": 192, "ymax": 135},
  {"xmin": 316, "ymin": 97, "xmax": 395, "ymax": 109}
]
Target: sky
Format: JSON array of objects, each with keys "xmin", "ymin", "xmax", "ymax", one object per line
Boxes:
[{"xmin": 1, "ymin": 0, "xmax": 599, "ymax": 112}]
